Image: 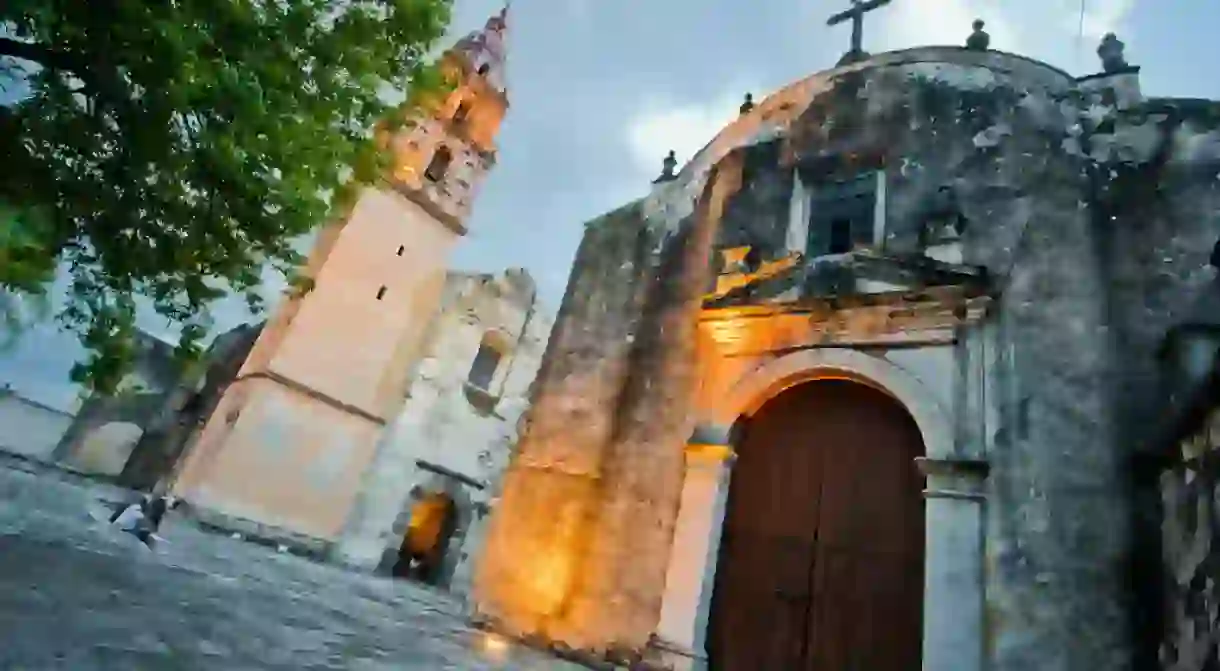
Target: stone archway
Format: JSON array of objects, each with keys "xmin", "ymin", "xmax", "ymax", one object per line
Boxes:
[
  {"xmin": 381, "ymin": 472, "xmax": 476, "ymax": 588},
  {"xmin": 393, "ymin": 491, "xmax": 460, "ymax": 583},
  {"xmin": 53, "ymin": 391, "xmax": 166, "ymax": 476},
  {"xmin": 714, "ymin": 348, "xmax": 952, "ymax": 455},
  {"xmin": 70, "ymin": 421, "xmax": 146, "ymax": 476},
  {"xmin": 706, "ymin": 379, "xmax": 925, "ymax": 670},
  {"xmin": 655, "ymin": 347, "xmax": 982, "ymax": 671}
]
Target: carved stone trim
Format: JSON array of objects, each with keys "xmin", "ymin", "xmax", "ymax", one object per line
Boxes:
[
  {"xmin": 924, "ymin": 489, "xmax": 986, "ymax": 501},
  {"xmin": 384, "ymin": 179, "xmax": 469, "ymax": 237},
  {"xmin": 415, "ymin": 459, "xmax": 486, "ymax": 491},
  {"xmin": 914, "ymin": 456, "xmax": 990, "ymax": 479},
  {"xmin": 700, "ymin": 290, "xmax": 992, "ymax": 355},
  {"xmin": 235, "ymin": 371, "xmax": 386, "ymax": 426},
  {"xmin": 686, "ymin": 424, "xmax": 737, "ymax": 466},
  {"xmin": 917, "ymin": 456, "xmax": 989, "ymax": 501},
  {"xmin": 1076, "ymin": 66, "xmax": 1141, "ymax": 84}
]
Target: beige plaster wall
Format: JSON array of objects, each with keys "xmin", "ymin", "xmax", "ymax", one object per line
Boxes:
[
  {"xmin": 267, "ymin": 189, "xmax": 456, "ymax": 418},
  {"xmin": 173, "ymin": 186, "xmax": 460, "ymax": 541},
  {"xmin": 177, "ymin": 377, "xmax": 382, "ymax": 539}
]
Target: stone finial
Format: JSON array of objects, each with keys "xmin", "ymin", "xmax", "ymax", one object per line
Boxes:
[
  {"xmin": 1098, "ymin": 33, "xmax": 1130, "ymax": 73},
  {"xmin": 966, "ymin": 19, "xmax": 990, "ymax": 51},
  {"xmin": 739, "ymin": 93, "xmax": 755, "ymax": 115},
  {"xmin": 653, "ymin": 150, "xmax": 678, "ymax": 184}
]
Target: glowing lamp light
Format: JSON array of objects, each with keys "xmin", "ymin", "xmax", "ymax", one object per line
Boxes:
[
  {"xmin": 479, "ymin": 632, "xmax": 510, "ymax": 660},
  {"xmin": 687, "ymin": 424, "xmax": 734, "ymax": 462}
]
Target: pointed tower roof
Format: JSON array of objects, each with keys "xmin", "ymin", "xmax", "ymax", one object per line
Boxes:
[{"xmin": 454, "ymin": 3, "xmax": 510, "ymax": 97}]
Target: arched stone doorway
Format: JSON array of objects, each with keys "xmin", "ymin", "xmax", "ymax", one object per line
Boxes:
[
  {"xmin": 392, "ymin": 491, "xmax": 460, "ymax": 585},
  {"xmin": 706, "ymin": 379, "xmax": 925, "ymax": 670}
]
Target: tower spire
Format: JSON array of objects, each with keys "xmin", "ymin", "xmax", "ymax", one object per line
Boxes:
[{"xmin": 454, "ymin": 2, "xmax": 510, "ymax": 96}]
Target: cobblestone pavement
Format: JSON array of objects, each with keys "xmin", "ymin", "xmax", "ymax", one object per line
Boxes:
[{"xmin": 0, "ymin": 464, "xmax": 583, "ymax": 671}]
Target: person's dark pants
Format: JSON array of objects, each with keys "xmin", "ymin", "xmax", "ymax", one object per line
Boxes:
[{"xmin": 128, "ymin": 528, "xmax": 154, "ymax": 548}]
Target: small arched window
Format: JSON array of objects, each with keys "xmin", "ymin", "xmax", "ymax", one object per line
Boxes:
[
  {"xmin": 424, "ymin": 146, "xmax": 452, "ymax": 183},
  {"xmin": 477, "ymin": 63, "xmax": 491, "ymax": 76},
  {"xmin": 466, "ymin": 340, "xmax": 502, "ymax": 392}
]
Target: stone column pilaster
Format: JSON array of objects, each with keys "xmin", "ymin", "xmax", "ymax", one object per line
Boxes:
[
  {"xmin": 652, "ymin": 426, "xmax": 736, "ymax": 671},
  {"xmin": 916, "ymin": 456, "xmax": 989, "ymax": 671}
]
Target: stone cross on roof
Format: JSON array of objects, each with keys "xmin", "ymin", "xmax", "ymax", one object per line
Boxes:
[{"xmin": 827, "ymin": 0, "xmax": 894, "ymax": 65}]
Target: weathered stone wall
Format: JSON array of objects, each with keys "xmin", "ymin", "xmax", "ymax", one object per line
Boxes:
[
  {"xmin": 1158, "ymin": 393, "xmax": 1220, "ymax": 670},
  {"xmin": 1093, "ymin": 95, "xmax": 1220, "ymax": 450},
  {"xmin": 715, "ymin": 141, "xmax": 792, "ymax": 256},
  {"xmin": 332, "ymin": 268, "xmax": 550, "ymax": 584},
  {"xmin": 1086, "ymin": 92, "xmax": 1220, "ymax": 667},
  {"xmin": 476, "ymin": 46, "xmax": 1219, "ymax": 668},
  {"xmin": 121, "ymin": 322, "xmax": 263, "ymax": 491},
  {"xmin": 474, "ymin": 201, "xmax": 662, "ymax": 640},
  {"xmin": 52, "ymin": 330, "xmax": 191, "ymax": 479}
]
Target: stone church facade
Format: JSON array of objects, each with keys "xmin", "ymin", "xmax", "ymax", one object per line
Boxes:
[
  {"xmin": 334, "ymin": 267, "xmax": 551, "ymax": 592},
  {"xmin": 473, "ymin": 26, "xmax": 1220, "ymax": 671}
]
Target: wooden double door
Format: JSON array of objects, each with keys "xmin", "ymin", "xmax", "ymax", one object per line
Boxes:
[{"xmin": 706, "ymin": 380, "xmax": 925, "ymax": 670}]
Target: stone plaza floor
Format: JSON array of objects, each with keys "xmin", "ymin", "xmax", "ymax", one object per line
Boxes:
[{"xmin": 0, "ymin": 462, "xmax": 584, "ymax": 670}]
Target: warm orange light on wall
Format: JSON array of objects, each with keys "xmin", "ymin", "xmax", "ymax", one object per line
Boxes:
[
  {"xmin": 483, "ymin": 487, "xmax": 587, "ymax": 624},
  {"xmin": 405, "ymin": 493, "xmax": 451, "ymax": 556},
  {"xmin": 686, "ymin": 441, "xmax": 735, "ymax": 463},
  {"xmin": 524, "ymin": 550, "xmax": 576, "ymax": 617}
]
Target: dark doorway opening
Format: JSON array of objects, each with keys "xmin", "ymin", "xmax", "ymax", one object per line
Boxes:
[
  {"xmin": 829, "ymin": 218, "xmax": 853, "ymax": 254},
  {"xmin": 706, "ymin": 379, "xmax": 925, "ymax": 671},
  {"xmin": 392, "ymin": 491, "xmax": 459, "ymax": 585}
]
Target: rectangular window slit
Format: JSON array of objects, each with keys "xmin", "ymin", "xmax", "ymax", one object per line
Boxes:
[
  {"xmin": 376, "ymin": 286, "xmax": 387, "ymax": 300},
  {"xmin": 396, "ymin": 245, "xmax": 405, "ymax": 256}
]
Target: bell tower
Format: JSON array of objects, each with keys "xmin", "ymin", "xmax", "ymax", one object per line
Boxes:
[
  {"xmin": 387, "ymin": 6, "xmax": 510, "ymax": 233},
  {"xmin": 170, "ymin": 8, "xmax": 513, "ymax": 544}
]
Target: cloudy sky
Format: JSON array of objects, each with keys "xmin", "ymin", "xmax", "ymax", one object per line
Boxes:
[
  {"xmin": 3, "ymin": 0, "xmax": 1218, "ymax": 409},
  {"xmin": 449, "ymin": 0, "xmax": 1220, "ymax": 300}
]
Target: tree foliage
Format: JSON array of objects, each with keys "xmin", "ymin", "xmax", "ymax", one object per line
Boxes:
[{"xmin": 0, "ymin": 0, "xmax": 453, "ymax": 392}]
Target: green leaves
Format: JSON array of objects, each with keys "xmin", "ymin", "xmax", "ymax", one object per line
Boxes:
[{"xmin": 0, "ymin": 0, "xmax": 454, "ymax": 392}]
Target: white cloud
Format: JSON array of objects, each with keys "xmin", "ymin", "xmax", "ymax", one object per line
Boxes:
[
  {"xmin": 1078, "ymin": 0, "xmax": 1135, "ymax": 38},
  {"xmin": 623, "ymin": 89, "xmax": 747, "ymax": 181},
  {"xmin": 877, "ymin": 0, "xmax": 1023, "ymax": 52},
  {"xmin": 872, "ymin": 0, "xmax": 1137, "ymax": 72},
  {"xmin": 621, "ymin": 0, "xmax": 1139, "ymax": 188}
]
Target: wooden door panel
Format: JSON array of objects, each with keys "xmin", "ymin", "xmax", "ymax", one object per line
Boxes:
[
  {"xmin": 710, "ymin": 532, "xmax": 813, "ymax": 669},
  {"xmin": 809, "ymin": 548, "xmax": 923, "ymax": 671},
  {"xmin": 707, "ymin": 380, "xmax": 924, "ymax": 671}
]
